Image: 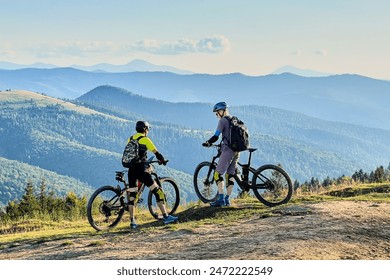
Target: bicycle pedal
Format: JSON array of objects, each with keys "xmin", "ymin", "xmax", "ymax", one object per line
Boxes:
[{"xmin": 137, "ymin": 198, "xmax": 144, "ymax": 204}]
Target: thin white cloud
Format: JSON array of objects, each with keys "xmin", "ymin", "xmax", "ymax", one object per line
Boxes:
[
  {"xmin": 12, "ymin": 36, "xmax": 231, "ymax": 60},
  {"xmin": 129, "ymin": 39, "xmax": 195, "ymax": 55},
  {"xmin": 130, "ymin": 35, "xmax": 231, "ymax": 55},
  {"xmin": 0, "ymin": 50, "xmax": 16, "ymax": 61},
  {"xmin": 314, "ymin": 49, "xmax": 328, "ymax": 56},
  {"xmin": 290, "ymin": 50, "xmax": 302, "ymax": 56},
  {"xmin": 29, "ymin": 42, "xmax": 115, "ymax": 58}
]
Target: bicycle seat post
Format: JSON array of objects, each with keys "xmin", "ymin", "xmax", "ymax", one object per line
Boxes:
[
  {"xmin": 246, "ymin": 147, "xmax": 258, "ymax": 166},
  {"xmin": 247, "ymin": 148, "xmax": 253, "ymax": 165}
]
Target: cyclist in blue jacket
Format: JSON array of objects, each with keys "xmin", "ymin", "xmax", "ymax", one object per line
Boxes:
[{"xmin": 202, "ymin": 102, "xmax": 239, "ymax": 207}]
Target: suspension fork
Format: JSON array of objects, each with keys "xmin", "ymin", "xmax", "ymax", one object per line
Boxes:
[
  {"xmin": 206, "ymin": 155, "xmax": 219, "ymax": 183},
  {"xmin": 203, "ymin": 145, "xmax": 221, "ymax": 184}
]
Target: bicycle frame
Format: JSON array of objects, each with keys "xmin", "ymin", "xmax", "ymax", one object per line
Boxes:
[
  {"xmin": 195, "ymin": 143, "xmax": 293, "ymax": 207},
  {"xmin": 208, "ymin": 144, "xmax": 258, "ymax": 192},
  {"xmin": 87, "ymin": 157, "xmax": 180, "ymax": 231},
  {"xmin": 115, "ymin": 160, "xmax": 164, "ymax": 207}
]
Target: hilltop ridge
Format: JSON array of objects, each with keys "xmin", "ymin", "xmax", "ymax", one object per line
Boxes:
[{"xmin": 0, "ymin": 90, "xmax": 121, "ymax": 119}]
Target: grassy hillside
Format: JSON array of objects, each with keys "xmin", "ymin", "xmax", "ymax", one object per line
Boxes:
[
  {"xmin": 0, "ymin": 89, "xmax": 121, "ymax": 118},
  {"xmin": 1, "ymin": 182, "xmax": 389, "ymax": 244}
]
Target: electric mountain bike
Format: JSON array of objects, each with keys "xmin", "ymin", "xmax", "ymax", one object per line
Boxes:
[
  {"xmin": 193, "ymin": 144, "xmax": 293, "ymax": 207},
  {"xmin": 87, "ymin": 157, "xmax": 180, "ymax": 231}
]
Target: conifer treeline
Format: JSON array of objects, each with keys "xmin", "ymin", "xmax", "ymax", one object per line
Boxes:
[
  {"xmin": 1, "ymin": 164, "xmax": 389, "ymax": 223},
  {"xmin": 294, "ymin": 164, "xmax": 390, "ymax": 192},
  {"xmin": 0, "ymin": 179, "xmax": 86, "ymax": 223}
]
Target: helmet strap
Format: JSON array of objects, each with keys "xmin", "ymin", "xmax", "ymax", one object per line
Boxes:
[{"xmin": 218, "ymin": 110, "xmax": 226, "ymax": 118}]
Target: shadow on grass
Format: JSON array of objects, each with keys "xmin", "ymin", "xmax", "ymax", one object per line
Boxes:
[
  {"xmin": 116, "ymin": 200, "xmax": 271, "ymax": 233},
  {"xmin": 0, "ymin": 200, "xmax": 278, "ymax": 244}
]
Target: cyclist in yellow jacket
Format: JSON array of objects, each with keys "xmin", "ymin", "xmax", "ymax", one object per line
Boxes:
[{"xmin": 126, "ymin": 121, "xmax": 178, "ymax": 228}]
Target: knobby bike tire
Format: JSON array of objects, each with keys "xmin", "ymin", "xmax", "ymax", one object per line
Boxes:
[
  {"xmin": 193, "ymin": 161, "xmax": 218, "ymax": 203},
  {"xmin": 251, "ymin": 164, "xmax": 293, "ymax": 207},
  {"xmin": 148, "ymin": 177, "xmax": 180, "ymax": 220},
  {"xmin": 87, "ymin": 185, "xmax": 125, "ymax": 231}
]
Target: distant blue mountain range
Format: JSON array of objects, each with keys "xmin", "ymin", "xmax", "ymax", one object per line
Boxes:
[
  {"xmin": 1, "ymin": 67, "xmax": 390, "ymax": 130},
  {"xmin": 272, "ymin": 65, "xmax": 332, "ymax": 77},
  {"xmin": 0, "ymin": 59, "xmax": 193, "ymax": 74}
]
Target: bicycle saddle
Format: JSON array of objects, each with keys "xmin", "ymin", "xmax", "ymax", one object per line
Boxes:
[{"xmin": 247, "ymin": 148, "xmax": 257, "ymax": 152}]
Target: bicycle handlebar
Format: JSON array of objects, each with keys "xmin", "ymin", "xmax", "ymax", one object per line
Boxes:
[
  {"xmin": 148, "ymin": 160, "xmax": 169, "ymax": 165},
  {"xmin": 202, "ymin": 143, "xmax": 221, "ymax": 148}
]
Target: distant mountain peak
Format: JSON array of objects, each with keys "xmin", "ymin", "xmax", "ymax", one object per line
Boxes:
[
  {"xmin": 0, "ymin": 59, "xmax": 194, "ymax": 75},
  {"xmin": 70, "ymin": 59, "xmax": 194, "ymax": 74},
  {"xmin": 272, "ymin": 65, "xmax": 332, "ymax": 77},
  {"xmin": 0, "ymin": 61, "xmax": 58, "ymax": 70}
]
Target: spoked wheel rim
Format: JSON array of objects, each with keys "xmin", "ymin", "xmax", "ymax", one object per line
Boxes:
[
  {"xmin": 193, "ymin": 162, "xmax": 218, "ymax": 203},
  {"xmin": 251, "ymin": 165, "xmax": 293, "ymax": 207},
  {"xmin": 148, "ymin": 178, "xmax": 180, "ymax": 219},
  {"xmin": 87, "ymin": 186, "xmax": 125, "ymax": 231}
]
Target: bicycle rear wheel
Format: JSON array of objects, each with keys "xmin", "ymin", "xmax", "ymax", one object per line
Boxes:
[
  {"xmin": 251, "ymin": 165, "xmax": 293, "ymax": 207},
  {"xmin": 87, "ymin": 185, "xmax": 125, "ymax": 231},
  {"xmin": 193, "ymin": 161, "xmax": 218, "ymax": 203},
  {"xmin": 148, "ymin": 177, "xmax": 180, "ymax": 220}
]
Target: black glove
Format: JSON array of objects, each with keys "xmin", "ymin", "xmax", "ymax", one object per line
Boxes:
[
  {"xmin": 203, "ymin": 134, "xmax": 219, "ymax": 147},
  {"xmin": 202, "ymin": 141, "xmax": 211, "ymax": 147},
  {"xmin": 155, "ymin": 151, "xmax": 166, "ymax": 165}
]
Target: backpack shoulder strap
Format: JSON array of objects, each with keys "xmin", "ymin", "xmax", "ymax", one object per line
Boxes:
[
  {"xmin": 223, "ymin": 115, "xmax": 233, "ymax": 123},
  {"xmin": 135, "ymin": 135, "xmax": 145, "ymax": 141}
]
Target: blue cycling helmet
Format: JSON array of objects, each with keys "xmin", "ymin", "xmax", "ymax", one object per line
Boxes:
[{"xmin": 213, "ymin": 102, "xmax": 228, "ymax": 112}]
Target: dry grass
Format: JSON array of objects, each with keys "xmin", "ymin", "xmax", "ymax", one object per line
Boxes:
[{"xmin": 1, "ymin": 182, "xmax": 389, "ymax": 246}]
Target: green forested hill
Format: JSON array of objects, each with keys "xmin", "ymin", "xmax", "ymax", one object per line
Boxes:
[
  {"xmin": 0, "ymin": 91, "xmax": 197, "ymax": 205},
  {"xmin": 0, "ymin": 156, "xmax": 92, "ymax": 208},
  {"xmin": 1, "ymin": 89, "xmax": 389, "ymax": 206},
  {"xmin": 77, "ymin": 85, "xmax": 390, "ymax": 175}
]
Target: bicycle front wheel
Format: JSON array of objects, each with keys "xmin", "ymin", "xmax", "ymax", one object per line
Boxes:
[
  {"xmin": 87, "ymin": 185, "xmax": 125, "ymax": 231},
  {"xmin": 148, "ymin": 177, "xmax": 180, "ymax": 220},
  {"xmin": 251, "ymin": 165, "xmax": 293, "ymax": 207},
  {"xmin": 193, "ymin": 161, "xmax": 218, "ymax": 203}
]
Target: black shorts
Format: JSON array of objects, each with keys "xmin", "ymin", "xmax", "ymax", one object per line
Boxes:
[{"xmin": 128, "ymin": 162, "xmax": 154, "ymax": 188}]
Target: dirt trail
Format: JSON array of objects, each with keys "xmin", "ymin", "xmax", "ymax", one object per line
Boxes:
[{"xmin": 1, "ymin": 201, "xmax": 390, "ymax": 260}]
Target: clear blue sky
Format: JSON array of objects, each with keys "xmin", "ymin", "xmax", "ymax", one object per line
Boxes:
[{"xmin": 1, "ymin": 0, "xmax": 390, "ymax": 79}]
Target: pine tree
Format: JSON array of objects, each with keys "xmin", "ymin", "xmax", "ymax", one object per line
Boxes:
[
  {"xmin": 322, "ymin": 176, "xmax": 333, "ymax": 187},
  {"xmin": 5, "ymin": 200, "xmax": 20, "ymax": 220},
  {"xmin": 19, "ymin": 180, "xmax": 39, "ymax": 218},
  {"xmin": 293, "ymin": 179, "xmax": 300, "ymax": 191},
  {"xmin": 38, "ymin": 179, "xmax": 47, "ymax": 214},
  {"xmin": 373, "ymin": 166, "xmax": 385, "ymax": 183}
]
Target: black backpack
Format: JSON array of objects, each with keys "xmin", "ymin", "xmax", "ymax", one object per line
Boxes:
[
  {"xmin": 121, "ymin": 135, "xmax": 145, "ymax": 168},
  {"xmin": 224, "ymin": 116, "xmax": 250, "ymax": 152}
]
